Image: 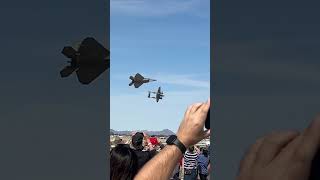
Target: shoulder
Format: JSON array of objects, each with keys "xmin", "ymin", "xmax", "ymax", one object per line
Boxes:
[
  {"xmin": 133, "ymin": 149, "xmax": 147, "ymax": 157},
  {"xmin": 149, "ymin": 149, "xmax": 157, "ymax": 156}
]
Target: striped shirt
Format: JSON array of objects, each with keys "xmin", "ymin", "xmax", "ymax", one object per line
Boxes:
[{"xmin": 184, "ymin": 151, "xmax": 198, "ymax": 169}]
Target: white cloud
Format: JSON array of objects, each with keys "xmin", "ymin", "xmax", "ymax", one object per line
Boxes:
[
  {"xmin": 111, "ymin": 0, "xmax": 209, "ymax": 17},
  {"xmin": 153, "ymin": 73, "xmax": 210, "ymax": 88},
  {"xmin": 110, "ymin": 72, "xmax": 210, "ymax": 131},
  {"xmin": 110, "ymin": 89, "xmax": 209, "ymax": 131}
]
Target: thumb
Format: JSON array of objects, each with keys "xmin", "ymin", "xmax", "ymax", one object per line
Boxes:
[{"xmin": 294, "ymin": 117, "xmax": 320, "ymax": 161}]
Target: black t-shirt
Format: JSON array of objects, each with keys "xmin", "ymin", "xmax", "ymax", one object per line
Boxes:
[{"xmin": 134, "ymin": 149, "xmax": 157, "ymax": 171}]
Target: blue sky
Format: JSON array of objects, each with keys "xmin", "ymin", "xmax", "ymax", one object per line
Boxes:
[{"xmin": 110, "ymin": 0, "xmax": 210, "ymax": 132}]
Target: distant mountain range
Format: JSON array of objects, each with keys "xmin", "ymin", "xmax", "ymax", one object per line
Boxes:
[{"xmin": 110, "ymin": 129, "xmax": 175, "ymax": 136}]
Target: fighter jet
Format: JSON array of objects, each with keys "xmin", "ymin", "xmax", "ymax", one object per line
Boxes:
[
  {"xmin": 148, "ymin": 87, "xmax": 164, "ymax": 102},
  {"xmin": 129, "ymin": 73, "xmax": 156, "ymax": 88},
  {"xmin": 60, "ymin": 37, "xmax": 110, "ymax": 85}
]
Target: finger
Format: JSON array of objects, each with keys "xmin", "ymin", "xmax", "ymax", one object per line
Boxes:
[
  {"xmin": 255, "ymin": 131, "xmax": 299, "ymax": 166},
  {"xmin": 198, "ymin": 98, "xmax": 210, "ymax": 115},
  {"xmin": 238, "ymin": 137, "xmax": 265, "ymax": 174},
  {"xmin": 285, "ymin": 117, "xmax": 320, "ymax": 162},
  {"xmin": 196, "ymin": 100, "xmax": 210, "ymax": 127},
  {"xmin": 185, "ymin": 104, "xmax": 195, "ymax": 117},
  {"xmin": 190, "ymin": 103, "xmax": 204, "ymax": 113}
]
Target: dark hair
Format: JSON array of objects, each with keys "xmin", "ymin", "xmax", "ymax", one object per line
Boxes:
[
  {"xmin": 188, "ymin": 146, "xmax": 194, "ymax": 152},
  {"xmin": 110, "ymin": 144, "xmax": 138, "ymax": 180},
  {"xmin": 202, "ymin": 149, "xmax": 208, "ymax": 157},
  {"xmin": 132, "ymin": 132, "xmax": 144, "ymax": 150}
]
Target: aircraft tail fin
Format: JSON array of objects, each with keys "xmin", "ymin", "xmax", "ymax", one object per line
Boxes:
[
  {"xmin": 129, "ymin": 76, "xmax": 135, "ymax": 86},
  {"xmin": 62, "ymin": 46, "xmax": 77, "ymax": 59},
  {"xmin": 60, "ymin": 66, "xmax": 76, "ymax": 77}
]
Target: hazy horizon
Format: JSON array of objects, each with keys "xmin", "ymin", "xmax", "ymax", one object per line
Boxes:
[{"xmin": 110, "ymin": 128, "xmax": 175, "ymax": 132}]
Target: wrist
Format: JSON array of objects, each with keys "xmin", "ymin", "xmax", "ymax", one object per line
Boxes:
[
  {"xmin": 166, "ymin": 143, "xmax": 183, "ymax": 156},
  {"xmin": 166, "ymin": 135, "xmax": 187, "ymax": 154},
  {"xmin": 176, "ymin": 134, "xmax": 190, "ymax": 148}
]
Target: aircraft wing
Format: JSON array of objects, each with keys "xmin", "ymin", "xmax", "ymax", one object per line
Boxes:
[
  {"xmin": 135, "ymin": 73, "xmax": 144, "ymax": 81},
  {"xmin": 134, "ymin": 82, "xmax": 143, "ymax": 88},
  {"xmin": 76, "ymin": 64, "xmax": 108, "ymax": 84},
  {"xmin": 78, "ymin": 37, "xmax": 109, "ymax": 64}
]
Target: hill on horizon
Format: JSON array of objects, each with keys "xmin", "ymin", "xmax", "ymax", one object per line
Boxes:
[{"xmin": 110, "ymin": 129, "xmax": 175, "ymax": 136}]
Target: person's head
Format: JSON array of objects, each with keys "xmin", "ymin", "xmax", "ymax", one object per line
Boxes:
[
  {"xmin": 114, "ymin": 136, "xmax": 122, "ymax": 145},
  {"xmin": 188, "ymin": 146, "xmax": 195, "ymax": 152},
  {"xmin": 110, "ymin": 144, "xmax": 138, "ymax": 180},
  {"xmin": 202, "ymin": 148, "xmax": 208, "ymax": 157},
  {"xmin": 131, "ymin": 132, "xmax": 144, "ymax": 150}
]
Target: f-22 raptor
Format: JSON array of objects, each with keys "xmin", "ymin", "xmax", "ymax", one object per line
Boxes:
[
  {"xmin": 129, "ymin": 73, "xmax": 156, "ymax": 88},
  {"xmin": 60, "ymin": 37, "xmax": 110, "ymax": 85}
]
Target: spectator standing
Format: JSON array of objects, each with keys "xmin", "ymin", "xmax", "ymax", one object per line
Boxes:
[
  {"xmin": 197, "ymin": 149, "xmax": 210, "ymax": 180},
  {"xmin": 110, "ymin": 144, "xmax": 138, "ymax": 180},
  {"xmin": 131, "ymin": 132, "xmax": 157, "ymax": 171},
  {"xmin": 184, "ymin": 146, "xmax": 200, "ymax": 180},
  {"xmin": 134, "ymin": 99, "xmax": 211, "ymax": 180}
]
